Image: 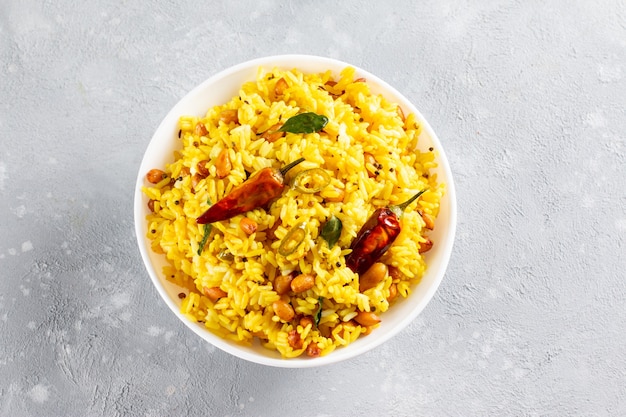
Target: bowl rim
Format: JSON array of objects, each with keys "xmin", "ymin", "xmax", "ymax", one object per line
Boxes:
[{"xmin": 134, "ymin": 54, "xmax": 457, "ymax": 368}]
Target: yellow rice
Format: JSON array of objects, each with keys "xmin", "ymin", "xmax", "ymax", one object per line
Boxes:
[{"xmin": 143, "ymin": 66, "xmax": 444, "ymax": 358}]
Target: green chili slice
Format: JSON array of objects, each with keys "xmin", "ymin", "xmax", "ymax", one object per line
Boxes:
[
  {"xmin": 294, "ymin": 168, "xmax": 331, "ymax": 194},
  {"xmin": 217, "ymin": 249, "xmax": 234, "ymax": 262},
  {"xmin": 320, "ymin": 215, "xmax": 342, "ymax": 247},
  {"xmin": 278, "ymin": 222, "xmax": 307, "ymax": 256},
  {"xmin": 197, "ymin": 197, "xmax": 213, "ymax": 255}
]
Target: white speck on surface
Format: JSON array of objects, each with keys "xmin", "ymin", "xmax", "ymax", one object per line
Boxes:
[
  {"xmin": 21, "ymin": 241, "xmax": 33, "ymax": 252},
  {"xmin": 615, "ymin": 219, "xmax": 626, "ymax": 231},
  {"xmin": 584, "ymin": 111, "xmax": 607, "ymax": 128},
  {"xmin": 481, "ymin": 344, "xmax": 493, "ymax": 357},
  {"xmin": 166, "ymin": 385, "xmax": 176, "ymax": 396},
  {"xmin": 248, "ymin": 397, "xmax": 254, "ymax": 402},
  {"xmin": 28, "ymin": 384, "xmax": 49, "ymax": 403},
  {"xmin": 321, "ymin": 15, "xmax": 334, "ymax": 30},
  {"xmin": 487, "ymin": 287, "xmax": 499, "ymax": 298},
  {"xmin": 598, "ymin": 63, "xmax": 622, "ymax": 83},
  {"xmin": 472, "ymin": 331, "xmax": 481, "ymax": 339},
  {"xmin": 27, "ymin": 321, "xmax": 36, "ymax": 329},
  {"xmin": 48, "ymin": 157, "xmax": 58, "ymax": 164},
  {"xmin": 13, "ymin": 205, "xmax": 27, "ymax": 218},
  {"xmin": 513, "ymin": 368, "xmax": 527, "ymax": 380},
  {"xmin": 581, "ymin": 195, "xmax": 595, "ymax": 208},
  {"xmin": 147, "ymin": 326, "xmax": 163, "ymax": 337},
  {"xmin": 8, "ymin": 248, "xmax": 16, "ymax": 256},
  {"xmin": 0, "ymin": 162, "xmax": 6, "ymax": 190},
  {"xmin": 110, "ymin": 292, "xmax": 130, "ymax": 309}
]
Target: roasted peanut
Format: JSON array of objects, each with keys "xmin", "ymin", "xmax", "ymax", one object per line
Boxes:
[
  {"xmin": 419, "ymin": 210, "xmax": 435, "ymax": 230},
  {"xmin": 196, "ymin": 160, "xmax": 210, "ymax": 178},
  {"xmin": 274, "ymin": 77, "xmax": 288, "ymax": 95},
  {"xmin": 239, "ymin": 217, "xmax": 258, "ymax": 235},
  {"xmin": 215, "ymin": 149, "xmax": 231, "ymax": 179},
  {"xmin": 419, "ymin": 238, "xmax": 433, "ymax": 253},
  {"xmin": 354, "ymin": 311, "xmax": 381, "ymax": 327},
  {"xmin": 272, "ymin": 299, "xmax": 295, "ymax": 322},
  {"xmin": 362, "ymin": 325, "xmax": 375, "ymax": 336},
  {"xmin": 146, "ymin": 169, "xmax": 167, "ymax": 184},
  {"xmin": 387, "ymin": 283, "xmax": 398, "ymax": 302},
  {"xmin": 252, "ymin": 330, "xmax": 267, "ymax": 340},
  {"xmin": 203, "ymin": 286, "xmax": 227, "ymax": 302},
  {"xmin": 147, "ymin": 199, "xmax": 155, "ymax": 212},
  {"xmin": 354, "ymin": 77, "xmax": 367, "ymax": 83},
  {"xmin": 195, "ymin": 122, "xmax": 208, "ymax": 136},
  {"xmin": 299, "ymin": 316, "xmax": 314, "ymax": 329},
  {"xmin": 287, "ymin": 329, "xmax": 303, "ymax": 349},
  {"xmin": 180, "ymin": 166, "xmax": 191, "ymax": 177},
  {"xmin": 290, "ymin": 274, "xmax": 315, "ymax": 293},
  {"xmin": 191, "ymin": 173, "xmax": 203, "ymax": 191},
  {"xmin": 388, "ymin": 265, "xmax": 403, "ymax": 282},
  {"xmin": 306, "ymin": 342, "xmax": 322, "ymax": 357},
  {"xmin": 219, "ymin": 109, "xmax": 239, "ymax": 124},
  {"xmin": 274, "ymin": 273, "xmax": 294, "ymax": 295},
  {"xmin": 359, "ymin": 262, "xmax": 388, "ymax": 292},
  {"xmin": 260, "ymin": 123, "xmax": 285, "ymax": 143}
]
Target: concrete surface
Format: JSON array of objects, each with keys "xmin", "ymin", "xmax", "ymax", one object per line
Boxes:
[{"xmin": 1, "ymin": 0, "xmax": 625, "ymax": 415}]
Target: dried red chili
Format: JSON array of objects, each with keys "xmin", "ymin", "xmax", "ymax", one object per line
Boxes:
[
  {"xmin": 196, "ymin": 158, "xmax": 305, "ymax": 224},
  {"xmin": 345, "ymin": 189, "xmax": 427, "ymax": 275}
]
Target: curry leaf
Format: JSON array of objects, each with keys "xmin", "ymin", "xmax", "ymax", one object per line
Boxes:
[
  {"xmin": 315, "ymin": 297, "xmax": 324, "ymax": 327},
  {"xmin": 320, "ymin": 215, "xmax": 342, "ymax": 247},
  {"xmin": 198, "ymin": 197, "xmax": 213, "ymax": 255},
  {"xmin": 197, "ymin": 224, "xmax": 212, "ymax": 255},
  {"xmin": 278, "ymin": 112, "xmax": 328, "ymax": 134}
]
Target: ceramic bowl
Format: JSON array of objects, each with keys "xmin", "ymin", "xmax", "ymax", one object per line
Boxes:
[{"xmin": 134, "ymin": 55, "xmax": 456, "ymax": 367}]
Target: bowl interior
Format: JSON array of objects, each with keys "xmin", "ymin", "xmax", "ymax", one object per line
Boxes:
[{"xmin": 134, "ymin": 55, "xmax": 457, "ymax": 367}]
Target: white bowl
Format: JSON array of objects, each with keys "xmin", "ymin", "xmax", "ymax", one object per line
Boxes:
[{"xmin": 134, "ymin": 55, "xmax": 457, "ymax": 368}]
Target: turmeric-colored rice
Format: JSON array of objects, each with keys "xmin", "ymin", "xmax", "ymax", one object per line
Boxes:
[{"xmin": 142, "ymin": 66, "xmax": 444, "ymax": 358}]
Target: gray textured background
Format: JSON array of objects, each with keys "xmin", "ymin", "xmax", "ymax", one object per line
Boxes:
[{"xmin": 1, "ymin": 1, "xmax": 625, "ymax": 416}]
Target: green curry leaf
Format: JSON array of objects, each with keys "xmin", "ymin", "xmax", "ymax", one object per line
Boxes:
[
  {"xmin": 197, "ymin": 224, "xmax": 212, "ymax": 255},
  {"xmin": 198, "ymin": 197, "xmax": 213, "ymax": 255},
  {"xmin": 278, "ymin": 112, "xmax": 328, "ymax": 134},
  {"xmin": 315, "ymin": 297, "xmax": 324, "ymax": 327}
]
